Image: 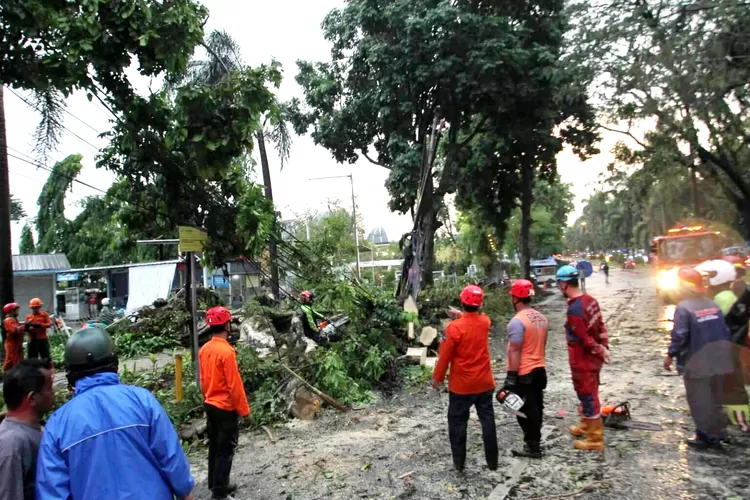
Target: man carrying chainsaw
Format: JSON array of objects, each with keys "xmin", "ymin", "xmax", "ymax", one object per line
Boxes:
[
  {"xmin": 556, "ymin": 265, "xmax": 610, "ymax": 452},
  {"xmin": 665, "ymin": 267, "xmax": 733, "ymax": 449},
  {"xmin": 499, "ymin": 279, "xmax": 549, "ymax": 459},
  {"xmin": 432, "ymin": 285, "xmax": 498, "ymax": 472}
]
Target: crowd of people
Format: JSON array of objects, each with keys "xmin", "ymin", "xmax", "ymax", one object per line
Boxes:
[
  {"xmin": 2, "ymin": 256, "xmax": 749, "ymax": 498},
  {"xmin": 1, "ymin": 305, "xmax": 247, "ymax": 500}
]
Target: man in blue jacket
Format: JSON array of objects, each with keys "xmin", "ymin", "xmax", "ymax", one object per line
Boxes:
[
  {"xmin": 35, "ymin": 327, "xmax": 195, "ymax": 499},
  {"xmin": 664, "ymin": 267, "xmax": 734, "ymax": 450}
]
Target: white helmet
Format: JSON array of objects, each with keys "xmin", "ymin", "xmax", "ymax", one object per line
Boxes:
[
  {"xmin": 695, "ymin": 259, "xmax": 736, "ymax": 287},
  {"xmin": 101, "ymin": 297, "xmax": 110, "ymax": 306}
]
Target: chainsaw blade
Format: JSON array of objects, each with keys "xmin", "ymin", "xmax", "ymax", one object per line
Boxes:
[{"xmin": 612, "ymin": 420, "xmax": 663, "ymax": 431}]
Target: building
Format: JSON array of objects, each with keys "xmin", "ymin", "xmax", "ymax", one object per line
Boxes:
[
  {"xmin": 368, "ymin": 227, "xmax": 390, "ymax": 245},
  {"xmin": 13, "ymin": 254, "xmax": 71, "ymax": 313}
]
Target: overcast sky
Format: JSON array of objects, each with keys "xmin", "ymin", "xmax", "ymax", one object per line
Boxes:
[{"xmin": 6, "ymin": 0, "xmax": 616, "ymax": 253}]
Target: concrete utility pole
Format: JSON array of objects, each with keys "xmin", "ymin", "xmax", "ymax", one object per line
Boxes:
[
  {"xmin": 0, "ymin": 89, "xmax": 14, "ymax": 306},
  {"xmin": 309, "ymin": 174, "xmax": 361, "ymax": 279}
]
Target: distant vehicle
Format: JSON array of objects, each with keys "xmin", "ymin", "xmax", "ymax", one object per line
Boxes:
[
  {"xmin": 622, "ymin": 260, "xmax": 636, "ymax": 270},
  {"xmin": 653, "ymin": 225, "xmax": 724, "ymax": 301},
  {"xmin": 530, "ymin": 257, "xmax": 558, "ymax": 284}
]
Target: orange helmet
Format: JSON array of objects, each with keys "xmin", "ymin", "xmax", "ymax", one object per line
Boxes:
[
  {"xmin": 206, "ymin": 306, "xmax": 232, "ymax": 326},
  {"xmin": 460, "ymin": 285, "xmax": 484, "ymax": 307},
  {"xmin": 678, "ymin": 267, "xmax": 706, "ymax": 293},
  {"xmin": 29, "ymin": 297, "xmax": 43, "ymax": 308},
  {"xmin": 509, "ymin": 279, "xmax": 535, "ymax": 299}
]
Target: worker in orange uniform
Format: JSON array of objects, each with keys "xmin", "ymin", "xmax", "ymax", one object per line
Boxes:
[
  {"xmin": 502, "ymin": 279, "xmax": 549, "ymax": 459},
  {"xmin": 432, "ymin": 285, "xmax": 498, "ymax": 472},
  {"xmin": 199, "ymin": 306, "xmax": 250, "ymax": 500},
  {"xmin": 26, "ymin": 298, "xmax": 53, "ymax": 365},
  {"xmin": 3, "ymin": 303, "xmax": 28, "ymax": 372}
]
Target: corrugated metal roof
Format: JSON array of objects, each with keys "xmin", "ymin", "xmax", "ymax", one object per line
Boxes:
[
  {"xmin": 66, "ymin": 259, "xmax": 181, "ymax": 273},
  {"xmin": 13, "ymin": 254, "xmax": 71, "ymax": 275}
]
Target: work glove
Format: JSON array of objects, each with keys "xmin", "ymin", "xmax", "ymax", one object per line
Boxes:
[{"xmin": 503, "ymin": 371, "xmax": 519, "ymax": 392}]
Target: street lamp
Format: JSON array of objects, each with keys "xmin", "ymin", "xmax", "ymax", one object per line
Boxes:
[{"xmin": 309, "ymin": 174, "xmax": 361, "ymax": 279}]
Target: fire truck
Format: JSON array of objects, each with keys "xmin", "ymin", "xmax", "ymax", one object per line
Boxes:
[{"xmin": 652, "ymin": 225, "xmax": 725, "ymax": 300}]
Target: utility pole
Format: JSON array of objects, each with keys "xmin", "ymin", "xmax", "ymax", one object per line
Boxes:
[
  {"xmin": 0, "ymin": 89, "xmax": 14, "ymax": 306},
  {"xmin": 256, "ymin": 129, "xmax": 280, "ymax": 299},
  {"xmin": 309, "ymin": 174, "xmax": 361, "ymax": 279}
]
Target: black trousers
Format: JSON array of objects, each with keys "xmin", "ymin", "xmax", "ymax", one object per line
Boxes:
[
  {"xmin": 448, "ymin": 390, "xmax": 498, "ymax": 469},
  {"xmin": 514, "ymin": 368, "xmax": 547, "ymax": 444},
  {"xmin": 684, "ymin": 376, "xmax": 728, "ymax": 444},
  {"xmin": 205, "ymin": 404, "xmax": 240, "ymax": 497},
  {"xmin": 28, "ymin": 338, "xmax": 51, "ymax": 364}
]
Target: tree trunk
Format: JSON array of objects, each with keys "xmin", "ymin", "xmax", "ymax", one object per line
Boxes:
[
  {"xmin": 520, "ymin": 164, "xmax": 534, "ymax": 279},
  {"xmin": 420, "ymin": 199, "xmax": 437, "ymax": 288},
  {"xmin": 689, "ymin": 166, "xmax": 700, "ymax": 217},
  {"xmin": 256, "ymin": 130, "xmax": 280, "ymax": 299},
  {"xmin": 736, "ymin": 199, "xmax": 750, "ymax": 241},
  {"xmin": 0, "ymin": 89, "xmax": 14, "ymax": 306}
]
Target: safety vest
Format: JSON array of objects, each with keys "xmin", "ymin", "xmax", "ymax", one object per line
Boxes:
[{"xmin": 513, "ymin": 308, "xmax": 549, "ymax": 376}]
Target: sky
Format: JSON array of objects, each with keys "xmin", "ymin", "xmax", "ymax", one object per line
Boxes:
[{"xmin": 6, "ymin": 0, "xmax": 616, "ymax": 254}]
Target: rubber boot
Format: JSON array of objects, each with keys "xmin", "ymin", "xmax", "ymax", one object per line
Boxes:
[
  {"xmin": 573, "ymin": 418, "xmax": 604, "ymax": 451},
  {"xmin": 568, "ymin": 417, "xmax": 589, "ymax": 437}
]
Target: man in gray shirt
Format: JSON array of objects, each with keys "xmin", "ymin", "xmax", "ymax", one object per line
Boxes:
[{"xmin": 0, "ymin": 359, "xmax": 55, "ymax": 500}]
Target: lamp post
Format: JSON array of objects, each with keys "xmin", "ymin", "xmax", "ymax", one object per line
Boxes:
[{"xmin": 309, "ymin": 174, "xmax": 361, "ymax": 279}]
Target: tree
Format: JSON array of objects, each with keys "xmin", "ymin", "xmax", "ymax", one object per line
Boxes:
[
  {"xmin": 19, "ymin": 224, "xmax": 35, "ymax": 254},
  {"xmin": 0, "ymin": 0, "xmax": 208, "ymax": 304},
  {"xmin": 292, "ymin": 0, "xmax": 565, "ymax": 298},
  {"xmin": 99, "ymin": 64, "xmax": 280, "ymax": 268},
  {"xmin": 572, "ymin": 0, "xmax": 750, "ymax": 236},
  {"xmin": 167, "ymin": 29, "xmax": 293, "ymax": 295},
  {"xmin": 10, "ymin": 196, "xmax": 24, "ymax": 221},
  {"xmin": 35, "ymin": 154, "xmax": 83, "ymax": 253}
]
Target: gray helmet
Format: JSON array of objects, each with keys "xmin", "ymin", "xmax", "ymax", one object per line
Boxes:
[{"xmin": 65, "ymin": 327, "xmax": 118, "ymax": 376}]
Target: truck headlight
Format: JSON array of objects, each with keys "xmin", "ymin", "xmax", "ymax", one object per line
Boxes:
[{"xmin": 658, "ymin": 268, "xmax": 679, "ymax": 290}]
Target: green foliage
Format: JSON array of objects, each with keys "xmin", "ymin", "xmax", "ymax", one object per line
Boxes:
[
  {"xmin": 399, "ymin": 365, "xmax": 433, "ymax": 392},
  {"xmin": 35, "ymin": 154, "xmax": 83, "ymax": 253},
  {"xmin": 10, "ymin": 196, "xmax": 24, "ymax": 221},
  {"xmin": 109, "ymin": 306, "xmax": 188, "ymax": 359},
  {"xmin": 420, "ymin": 280, "xmax": 513, "ymax": 327},
  {"xmin": 19, "ymin": 224, "xmax": 35, "ymax": 254},
  {"xmin": 504, "ymin": 180, "xmax": 574, "ymax": 258},
  {"xmin": 571, "ymin": 0, "xmax": 750, "ymax": 236},
  {"xmin": 99, "ymin": 64, "xmax": 281, "ymax": 267}
]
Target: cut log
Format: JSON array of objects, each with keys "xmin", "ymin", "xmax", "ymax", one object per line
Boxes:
[
  {"xmin": 424, "ymin": 357, "xmax": 438, "ymax": 369},
  {"xmin": 407, "ymin": 322, "xmax": 415, "ymax": 340},
  {"xmin": 403, "ymin": 296, "xmax": 419, "ymax": 314},
  {"xmin": 405, "ymin": 347, "xmax": 427, "ymax": 365},
  {"xmin": 419, "ymin": 326, "xmax": 438, "ymax": 346}
]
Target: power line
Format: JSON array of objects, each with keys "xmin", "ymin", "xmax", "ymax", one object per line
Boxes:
[{"xmin": 8, "ymin": 88, "xmax": 103, "ymax": 154}]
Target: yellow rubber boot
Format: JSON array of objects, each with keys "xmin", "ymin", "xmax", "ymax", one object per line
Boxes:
[
  {"xmin": 573, "ymin": 418, "xmax": 604, "ymax": 451},
  {"xmin": 568, "ymin": 418, "xmax": 589, "ymax": 437}
]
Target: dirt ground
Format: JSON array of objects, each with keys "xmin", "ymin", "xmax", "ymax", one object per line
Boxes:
[{"xmin": 189, "ymin": 269, "xmax": 750, "ymax": 500}]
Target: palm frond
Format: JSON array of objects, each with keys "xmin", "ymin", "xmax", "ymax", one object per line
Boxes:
[
  {"xmin": 31, "ymin": 89, "xmax": 65, "ymax": 164},
  {"xmin": 269, "ymin": 119, "xmax": 293, "ymax": 168}
]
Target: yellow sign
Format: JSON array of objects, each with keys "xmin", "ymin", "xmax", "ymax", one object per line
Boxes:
[{"xmin": 179, "ymin": 226, "xmax": 208, "ymax": 253}]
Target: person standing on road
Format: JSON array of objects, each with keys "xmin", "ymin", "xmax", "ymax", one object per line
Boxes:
[
  {"xmin": 556, "ymin": 265, "xmax": 610, "ymax": 452},
  {"xmin": 432, "ymin": 285, "xmax": 498, "ymax": 472},
  {"xmin": 601, "ymin": 260, "xmax": 610, "ymax": 284},
  {"xmin": 3, "ymin": 303, "xmax": 29, "ymax": 372},
  {"xmin": 0, "ymin": 359, "xmax": 55, "ymax": 500},
  {"xmin": 664, "ymin": 267, "xmax": 734, "ymax": 448},
  {"xmin": 200, "ymin": 306, "xmax": 251, "ymax": 500},
  {"xmin": 501, "ymin": 279, "xmax": 549, "ymax": 459},
  {"xmin": 36, "ymin": 327, "xmax": 195, "ymax": 500},
  {"xmin": 25, "ymin": 298, "xmax": 53, "ymax": 365}
]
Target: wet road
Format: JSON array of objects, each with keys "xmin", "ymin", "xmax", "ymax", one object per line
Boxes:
[{"xmin": 189, "ymin": 268, "xmax": 750, "ymax": 499}]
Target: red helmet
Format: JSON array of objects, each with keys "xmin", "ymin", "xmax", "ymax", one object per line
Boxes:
[
  {"xmin": 3, "ymin": 302, "xmax": 19, "ymax": 314},
  {"xmin": 29, "ymin": 297, "xmax": 43, "ymax": 308},
  {"xmin": 300, "ymin": 290, "xmax": 313, "ymax": 303},
  {"xmin": 205, "ymin": 306, "xmax": 232, "ymax": 326},
  {"xmin": 509, "ymin": 279, "xmax": 535, "ymax": 299},
  {"xmin": 678, "ymin": 267, "xmax": 706, "ymax": 293},
  {"xmin": 460, "ymin": 285, "xmax": 484, "ymax": 307}
]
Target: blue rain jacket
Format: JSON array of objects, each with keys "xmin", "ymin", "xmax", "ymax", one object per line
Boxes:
[{"xmin": 36, "ymin": 372, "xmax": 194, "ymax": 499}]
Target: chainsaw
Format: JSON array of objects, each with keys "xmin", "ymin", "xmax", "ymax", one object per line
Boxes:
[
  {"xmin": 602, "ymin": 402, "xmax": 663, "ymax": 431},
  {"xmin": 496, "ymin": 390, "xmax": 527, "ymax": 419}
]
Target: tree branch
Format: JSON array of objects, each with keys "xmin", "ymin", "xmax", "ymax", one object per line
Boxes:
[
  {"xmin": 598, "ymin": 125, "xmax": 649, "ymax": 149},
  {"xmin": 361, "ymin": 151, "xmax": 388, "ymax": 169}
]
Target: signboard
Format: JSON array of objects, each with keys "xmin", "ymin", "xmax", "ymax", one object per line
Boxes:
[
  {"xmin": 57, "ymin": 272, "xmax": 79, "ymax": 282},
  {"xmin": 179, "ymin": 226, "xmax": 208, "ymax": 253},
  {"xmin": 212, "ymin": 275, "xmax": 230, "ymax": 288}
]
